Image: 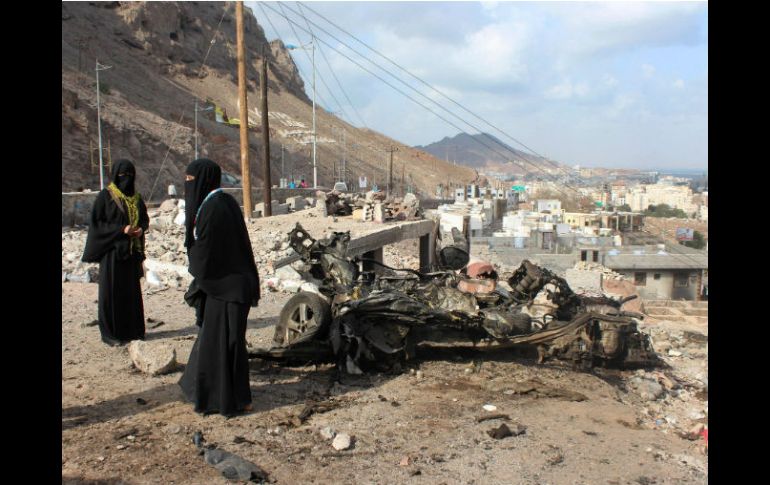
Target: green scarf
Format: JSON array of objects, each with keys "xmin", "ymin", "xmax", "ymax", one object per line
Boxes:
[{"xmin": 107, "ymin": 182, "xmax": 144, "ymax": 256}]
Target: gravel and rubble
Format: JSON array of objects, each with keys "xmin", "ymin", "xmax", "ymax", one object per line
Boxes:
[
  {"xmin": 571, "ymin": 261, "xmax": 626, "ymax": 281},
  {"xmin": 63, "ymin": 278, "xmax": 709, "ymax": 484},
  {"xmin": 62, "ymin": 199, "xmax": 708, "ymax": 483},
  {"xmin": 63, "ymin": 199, "xmax": 427, "ymax": 294}
]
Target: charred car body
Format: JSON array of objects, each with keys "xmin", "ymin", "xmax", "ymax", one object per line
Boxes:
[{"xmin": 252, "ymin": 223, "xmax": 660, "ymax": 374}]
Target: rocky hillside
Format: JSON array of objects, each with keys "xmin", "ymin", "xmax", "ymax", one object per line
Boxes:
[
  {"xmin": 62, "ymin": 1, "xmax": 475, "ymax": 200},
  {"xmin": 415, "ymin": 132, "xmax": 560, "ymax": 176}
]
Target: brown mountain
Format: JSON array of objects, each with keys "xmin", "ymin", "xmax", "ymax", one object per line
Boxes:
[
  {"xmin": 61, "ymin": 1, "xmax": 475, "ymax": 200},
  {"xmin": 415, "ymin": 132, "xmax": 561, "ymax": 177}
]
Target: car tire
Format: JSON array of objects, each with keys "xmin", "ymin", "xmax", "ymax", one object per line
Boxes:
[{"xmin": 273, "ymin": 291, "xmax": 332, "ymax": 347}]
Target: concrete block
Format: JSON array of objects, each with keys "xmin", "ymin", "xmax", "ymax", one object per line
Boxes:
[
  {"xmin": 286, "ymin": 196, "xmax": 306, "ymax": 211},
  {"xmin": 273, "ymin": 203, "xmax": 289, "ymax": 215},
  {"xmin": 373, "ymin": 203, "xmax": 385, "ymax": 223}
]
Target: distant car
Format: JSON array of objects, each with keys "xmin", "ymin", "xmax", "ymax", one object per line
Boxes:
[
  {"xmin": 333, "ymin": 181, "xmax": 348, "ymax": 192},
  {"xmin": 221, "ymin": 172, "xmax": 241, "ymax": 188}
]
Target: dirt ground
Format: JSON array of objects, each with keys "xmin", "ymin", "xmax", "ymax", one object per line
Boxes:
[{"xmin": 62, "ymin": 280, "xmax": 707, "ymax": 485}]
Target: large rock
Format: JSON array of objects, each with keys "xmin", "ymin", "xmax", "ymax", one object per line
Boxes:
[
  {"xmin": 128, "ymin": 340, "xmax": 178, "ymax": 376},
  {"xmin": 332, "ymin": 433, "xmax": 352, "ymax": 450},
  {"xmin": 629, "ymin": 377, "xmax": 665, "ymax": 401},
  {"xmin": 159, "ymin": 199, "xmax": 178, "ymax": 212}
]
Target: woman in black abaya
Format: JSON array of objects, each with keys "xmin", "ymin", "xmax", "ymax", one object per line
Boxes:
[
  {"xmin": 178, "ymin": 159, "xmax": 260, "ymax": 417},
  {"xmin": 82, "ymin": 160, "xmax": 149, "ymax": 346}
]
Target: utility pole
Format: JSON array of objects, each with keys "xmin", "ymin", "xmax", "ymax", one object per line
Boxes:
[
  {"xmin": 281, "ymin": 143, "xmax": 284, "ymax": 182},
  {"xmin": 95, "ymin": 59, "xmax": 112, "ymax": 190},
  {"xmin": 260, "ymin": 47, "xmax": 272, "ymax": 217},
  {"xmin": 311, "ymin": 39, "xmax": 317, "ymax": 188},
  {"xmin": 401, "ymin": 163, "xmax": 405, "ymax": 196},
  {"xmin": 385, "ymin": 146, "xmax": 398, "ymax": 198},
  {"xmin": 235, "ymin": 1, "xmax": 253, "ymax": 219},
  {"xmin": 342, "ymin": 130, "xmax": 346, "ymax": 186}
]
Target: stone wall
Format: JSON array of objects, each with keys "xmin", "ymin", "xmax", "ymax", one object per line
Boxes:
[{"xmin": 62, "ymin": 192, "xmax": 99, "ymax": 227}]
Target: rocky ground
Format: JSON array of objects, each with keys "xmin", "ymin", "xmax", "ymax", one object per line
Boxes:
[
  {"xmin": 62, "ymin": 210, "xmax": 707, "ymax": 484},
  {"xmin": 62, "ymin": 200, "xmax": 421, "ymax": 292}
]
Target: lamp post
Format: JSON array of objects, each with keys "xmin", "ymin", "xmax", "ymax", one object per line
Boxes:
[
  {"xmin": 95, "ymin": 59, "xmax": 113, "ymax": 190},
  {"xmin": 286, "ymin": 39, "xmax": 317, "ymax": 188},
  {"xmin": 194, "ymin": 100, "xmax": 214, "ymax": 160}
]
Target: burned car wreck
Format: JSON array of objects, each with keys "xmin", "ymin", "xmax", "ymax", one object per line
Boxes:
[{"xmin": 251, "ymin": 223, "xmax": 660, "ymax": 374}]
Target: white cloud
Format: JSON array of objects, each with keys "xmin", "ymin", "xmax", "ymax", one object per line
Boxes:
[
  {"xmin": 548, "ymin": 2, "xmax": 706, "ymax": 60},
  {"xmin": 673, "ymin": 79, "xmax": 685, "ymax": 89},
  {"xmin": 603, "ymin": 74, "xmax": 619, "ymax": 88},
  {"xmin": 545, "ymin": 79, "xmax": 589, "ymax": 100},
  {"xmin": 642, "ymin": 64, "xmax": 656, "ymax": 79}
]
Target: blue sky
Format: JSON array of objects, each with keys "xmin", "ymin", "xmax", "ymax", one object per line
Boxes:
[{"xmin": 250, "ymin": 1, "xmax": 708, "ymax": 170}]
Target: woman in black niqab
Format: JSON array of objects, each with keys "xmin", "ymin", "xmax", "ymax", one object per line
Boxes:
[
  {"xmin": 179, "ymin": 159, "xmax": 261, "ymax": 417},
  {"xmin": 82, "ymin": 159, "xmax": 149, "ymax": 346}
]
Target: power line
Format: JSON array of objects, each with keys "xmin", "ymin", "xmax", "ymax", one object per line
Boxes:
[
  {"xmin": 148, "ymin": 5, "xmax": 232, "ymax": 200},
  {"xmin": 298, "ymin": 1, "xmax": 588, "ymax": 186},
  {"xmin": 296, "ymin": 2, "xmax": 368, "ymax": 130},
  {"xmin": 257, "ymin": 2, "xmax": 333, "ymax": 117},
  {"xmin": 277, "ymin": 2, "xmax": 341, "ymax": 117},
  {"xmin": 262, "ymin": 2, "xmax": 581, "ymax": 200},
  {"xmin": 272, "ymin": 2, "xmax": 585, "ymax": 196}
]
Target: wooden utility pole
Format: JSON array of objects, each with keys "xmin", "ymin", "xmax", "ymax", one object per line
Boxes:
[
  {"xmin": 260, "ymin": 49, "xmax": 272, "ymax": 216},
  {"xmin": 235, "ymin": 1, "xmax": 252, "ymax": 219},
  {"xmin": 401, "ymin": 163, "xmax": 405, "ymax": 196},
  {"xmin": 386, "ymin": 146, "xmax": 398, "ymax": 197}
]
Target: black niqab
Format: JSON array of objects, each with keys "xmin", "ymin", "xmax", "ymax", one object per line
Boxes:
[
  {"xmin": 185, "ymin": 159, "xmax": 222, "ymax": 249},
  {"xmin": 112, "ymin": 159, "xmax": 136, "ymax": 196},
  {"xmin": 81, "ymin": 158, "xmax": 149, "ymax": 345}
]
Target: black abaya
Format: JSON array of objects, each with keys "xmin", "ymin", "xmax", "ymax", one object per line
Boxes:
[
  {"xmin": 82, "ymin": 161, "xmax": 148, "ymax": 345},
  {"xmin": 178, "ymin": 296, "xmax": 252, "ymax": 415},
  {"xmin": 178, "ymin": 159, "xmax": 260, "ymax": 416}
]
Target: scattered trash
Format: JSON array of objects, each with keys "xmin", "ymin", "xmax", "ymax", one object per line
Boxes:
[
  {"xmin": 233, "ymin": 436, "xmax": 256, "ymax": 445},
  {"xmin": 482, "ymin": 404, "xmax": 498, "ymax": 412},
  {"xmin": 136, "ymin": 397, "xmax": 147, "ymax": 405},
  {"xmin": 146, "ymin": 270, "xmax": 162, "ymax": 286},
  {"xmin": 319, "ymin": 426, "xmax": 336, "ymax": 440},
  {"xmin": 146, "ymin": 317, "xmax": 165, "ymax": 329},
  {"xmin": 113, "ymin": 427, "xmax": 139, "ymax": 441},
  {"xmin": 81, "ymin": 319, "xmax": 99, "ymax": 328},
  {"xmin": 547, "ymin": 451, "xmax": 564, "ymax": 466},
  {"xmin": 116, "ymin": 444, "xmax": 126, "ymax": 450},
  {"xmin": 399, "ymin": 455, "xmax": 410, "ymax": 467},
  {"xmin": 476, "ymin": 414, "xmax": 510, "ymax": 423},
  {"xmin": 193, "ymin": 431, "xmax": 205, "ymax": 448},
  {"xmin": 203, "ymin": 447, "xmax": 270, "ymax": 483},
  {"xmin": 487, "ymin": 423, "xmax": 526, "ymax": 439}
]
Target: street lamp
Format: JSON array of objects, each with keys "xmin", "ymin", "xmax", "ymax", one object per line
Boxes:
[
  {"xmin": 194, "ymin": 100, "xmax": 214, "ymax": 160},
  {"xmin": 286, "ymin": 39, "xmax": 317, "ymax": 188},
  {"xmin": 95, "ymin": 59, "xmax": 113, "ymax": 190}
]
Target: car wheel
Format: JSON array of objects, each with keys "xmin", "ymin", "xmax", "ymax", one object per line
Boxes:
[{"xmin": 273, "ymin": 291, "xmax": 332, "ymax": 347}]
